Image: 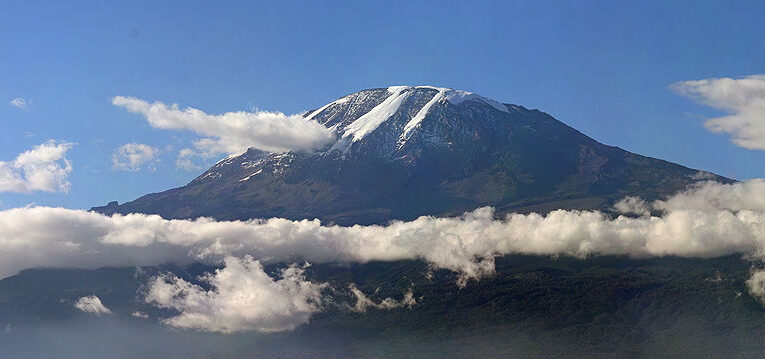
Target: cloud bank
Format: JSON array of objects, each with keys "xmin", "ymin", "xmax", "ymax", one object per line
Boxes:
[
  {"xmin": 671, "ymin": 75, "xmax": 765, "ymax": 150},
  {"xmin": 3, "ymin": 180, "xmax": 765, "ymax": 282},
  {"xmin": 112, "ymin": 143, "xmax": 160, "ymax": 172},
  {"xmin": 0, "ymin": 140, "xmax": 74, "ymax": 193},
  {"xmin": 4, "ymin": 179, "xmax": 765, "ymax": 332},
  {"xmin": 111, "ymin": 96, "xmax": 335, "ymax": 165}
]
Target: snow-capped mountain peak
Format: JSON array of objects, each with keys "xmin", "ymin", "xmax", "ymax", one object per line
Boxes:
[
  {"xmin": 96, "ymin": 86, "xmax": 728, "ymax": 226},
  {"xmin": 307, "ymin": 86, "xmax": 512, "ymax": 154}
]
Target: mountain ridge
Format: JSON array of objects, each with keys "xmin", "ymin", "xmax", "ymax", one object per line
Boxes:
[{"xmin": 93, "ymin": 86, "xmax": 730, "ymax": 225}]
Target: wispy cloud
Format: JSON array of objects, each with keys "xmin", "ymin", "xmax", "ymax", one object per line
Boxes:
[
  {"xmin": 111, "ymin": 96, "xmax": 335, "ymax": 168},
  {"xmin": 112, "ymin": 142, "xmax": 160, "ymax": 172},
  {"xmin": 131, "ymin": 311, "xmax": 149, "ymax": 318},
  {"xmin": 175, "ymin": 148, "xmax": 203, "ymax": 171},
  {"xmin": 9, "ymin": 97, "xmax": 30, "ymax": 110},
  {"xmin": 0, "ymin": 140, "xmax": 74, "ymax": 193},
  {"xmin": 671, "ymin": 75, "xmax": 765, "ymax": 150}
]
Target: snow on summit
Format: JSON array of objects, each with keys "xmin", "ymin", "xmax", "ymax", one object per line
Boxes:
[
  {"xmin": 310, "ymin": 86, "xmax": 511, "ymax": 152},
  {"xmin": 401, "ymin": 87, "xmax": 447, "ymax": 143},
  {"xmin": 342, "ymin": 86, "xmax": 411, "ymax": 142}
]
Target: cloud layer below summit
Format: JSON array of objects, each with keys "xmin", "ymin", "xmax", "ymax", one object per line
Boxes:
[{"xmin": 5, "ymin": 180, "xmax": 765, "ymax": 331}]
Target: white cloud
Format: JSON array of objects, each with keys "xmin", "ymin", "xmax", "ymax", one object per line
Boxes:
[
  {"xmin": 347, "ymin": 284, "xmax": 417, "ymax": 312},
  {"xmin": 4, "ymin": 180, "xmax": 765, "ymax": 331},
  {"xmin": 9, "ymin": 98, "xmax": 30, "ymax": 110},
  {"xmin": 747, "ymin": 269, "xmax": 765, "ymax": 304},
  {"xmin": 613, "ymin": 196, "xmax": 650, "ymax": 216},
  {"xmin": 112, "ymin": 96, "xmax": 335, "ymax": 159},
  {"xmin": 0, "ymin": 140, "xmax": 74, "ymax": 193},
  {"xmin": 2, "ymin": 180, "xmax": 765, "ymax": 282},
  {"xmin": 671, "ymin": 75, "xmax": 765, "ymax": 150},
  {"xmin": 146, "ymin": 256, "xmax": 324, "ymax": 333},
  {"xmin": 654, "ymin": 178, "xmax": 765, "ymax": 212},
  {"xmin": 74, "ymin": 295, "xmax": 112, "ymax": 315},
  {"xmin": 112, "ymin": 142, "xmax": 160, "ymax": 172}
]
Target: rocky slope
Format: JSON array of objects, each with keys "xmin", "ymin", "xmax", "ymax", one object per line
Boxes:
[{"xmin": 94, "ymin": 86, "xmax": 728, "ymax": 224}]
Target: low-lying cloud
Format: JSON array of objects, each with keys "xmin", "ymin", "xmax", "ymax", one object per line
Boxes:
[
  {"xmin": 3, "ymin": 180, "xmax": 765, "ymax": 282},
  {"xmin": 671, "ymin": 75, "xmax": 765, "ymax": 151},
  {"xmin": 111, "ymin": 96, "xmax": 335, "ymax": 166},
  {"xmin": 75, "ymin": 295, "xmax": 112, "ymax": 315},
  {"xmin": 146, "ymin": 256, "xmax": 324, "ymax": 333},
  {"xmin": 747, "ymin": 269, "xmax": 765, "ymax": 305},
  {"xmin": 348, "ymin": 284, "xmax": 417, "ymax": 313},
  {"xmin": 0, "ymin": 140, "xmax": 74, "ymax": 193},
  {"xmin": 4, "ymin": 179, "xmax": 765, "ymax": 332}
]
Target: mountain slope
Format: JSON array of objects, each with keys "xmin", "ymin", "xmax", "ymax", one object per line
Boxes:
[
  {"xmin": 3, "ymin": 255, "xmax": 763, "ymax": 358},
  {"xmin": 94, "ymin": 86, "xmax": 728, "ymax": 225}
]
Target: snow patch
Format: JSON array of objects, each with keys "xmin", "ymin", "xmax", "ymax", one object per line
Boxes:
[
  {"xmin": 399, "ymin": 88, "xmax": 447, "ymax": 145},
  {"xmin": 304, "ymin": 96, "xmax": 350, "ymax": 121},
  {"xmin": 341, "ymin": 86, "xmax": 411, "ymax": 142},
  {"xmin": 211, "ymin": 154, "xmax": 241, "ymax": 168},
  {"xmin": 199, "ymin": 171, "xmax": 222, "ymax": 181},
  {"xmin": 444, "ymin": 89, "xmax": 508, "ymax": 113},
  {"xmin": 241, "ymin": 160, "xmax": 264, "ymax": 169},
  {"xmin": 239, "ymin": 169, "xmax": 263, "ymax": 182}
]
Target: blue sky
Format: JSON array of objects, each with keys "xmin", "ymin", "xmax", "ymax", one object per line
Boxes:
[{"xmin": 1, "ymin": 0, "xmax": 764, "ymax": 209}]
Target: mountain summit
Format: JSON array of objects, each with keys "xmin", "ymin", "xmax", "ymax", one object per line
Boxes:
[{"xmin": 94, "ymin": 86, "xmax": 727, "ymax": 224}]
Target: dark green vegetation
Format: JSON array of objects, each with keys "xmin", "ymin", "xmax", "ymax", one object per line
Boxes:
[
  {"xmin": 93, "ymin": 87, "xmax": 729, "ymax": 225},
  {"xmin": 2, "ymin": 255, "xmax": 764, "ymax": 358}
]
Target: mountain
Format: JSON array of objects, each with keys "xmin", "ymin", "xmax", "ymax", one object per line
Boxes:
[
  {"xmin": 3, "ymin": 256, "xmax": 763, "ymax": 358},
  {"xmin": 7, "ymin": 86, "xmax": 753, "ymax": 358},
  {"xmin": 93, "ymin": 86, "xmax": 727, "ymax": 224}
]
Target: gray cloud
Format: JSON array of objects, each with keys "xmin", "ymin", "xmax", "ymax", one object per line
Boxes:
[
  {"xmin": 131, "ymin": 311, "xmax": 149, "ymax": 319},
  {"xmin": 671, "ymin": 75, "xmax": 765, "ymax": 150},
  {"xmin": 347, "ymin": 284, "xmax": 417, "ymax": 313}
]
